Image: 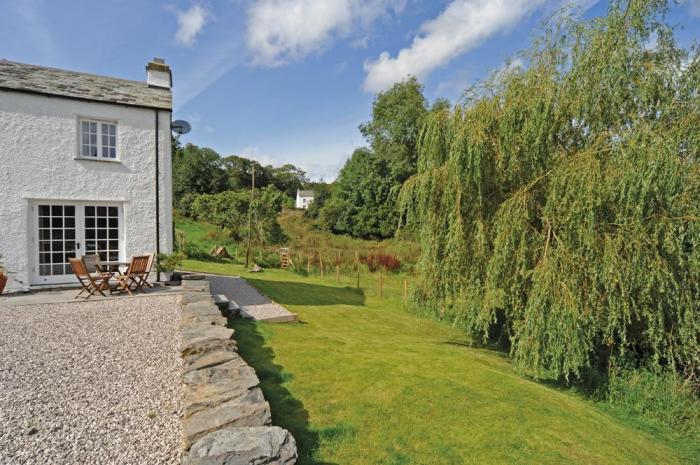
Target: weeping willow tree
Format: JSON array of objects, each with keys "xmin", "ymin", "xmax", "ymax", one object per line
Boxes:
[{"xmin": 400, "ymin": 0, "xmax": 700, "ymax": 382}]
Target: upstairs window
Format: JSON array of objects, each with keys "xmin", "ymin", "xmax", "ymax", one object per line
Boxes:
[{"xmin": 80, "ymin": 119, "xmax": 117, "ymax": 159}]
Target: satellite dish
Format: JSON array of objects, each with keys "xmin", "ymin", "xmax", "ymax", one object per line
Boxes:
[{"xmin": 171, "ymin": 119, "xmax": 191, "ymax": 135}]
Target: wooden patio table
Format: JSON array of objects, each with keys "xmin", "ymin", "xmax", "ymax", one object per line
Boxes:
[{"xmin": 96, "ymin": 261, "xmax": 130, "ymax": 291}]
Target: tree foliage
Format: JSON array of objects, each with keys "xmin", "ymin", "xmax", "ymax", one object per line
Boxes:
[
  {"xmin": 400, "ymin": 0, "xmax": 700, "ymax": 382},
  {"xmin": 173, "ymin": 141, "xmax": 228, "ymax": 200},
  {"xmin": 190, "ymin": 186, "xmax": 287, "ymax": 245},
  {"xmin": 321, "ymin": 77, "xmax": 430, "ymax": 238},
  {"xmin": 321, "ymin": 148, "xmax": 398, "ymax": 239}
]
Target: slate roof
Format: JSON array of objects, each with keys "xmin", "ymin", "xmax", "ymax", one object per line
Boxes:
[
  {"xmin": 0, "ymin": 59, "xmax": 172, "ymax": 110},
  {"xmin": 297, "ymin": 190, "xmax": 315, "ymax": 197}
]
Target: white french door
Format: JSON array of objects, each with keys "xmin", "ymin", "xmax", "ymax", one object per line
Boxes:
[{"xmin": 31, "ymin": 201, "xmax": 123, "ymax": 285}]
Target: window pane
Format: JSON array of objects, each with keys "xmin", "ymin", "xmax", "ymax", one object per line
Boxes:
[
  {"xmin": 52, "ymin": 264, "xmax": 63, "ymax": 275},
  {"xmin": 39, "ymin": 217, "xmax": 50, "ymax": 228},
  {"xmin": 109, "ymin": 147, "xmax": 116, "ymax": 158},
  {"xmin": 65, "ymin": 206, "xmax": 75, "ymax": 216},
  {"xmin": 51, "ymin": 217, "xmax": 62, "ymax": 228},
  {"xmin": 108, "ymin": 252, "xmax": 119, "ymax": 261},
  {"xmin": 39, "ymin": 264, "xmax": 51, "ymax": 276},
  {"xmin": 65, "ymin": 241, "xmax": 75, "ymax": 251},
  {"xmin": 109, "ymin": 240, "xmax": 118, "ymax": 250},
  {"xmin": 97, "ymin": 218, "xmax": 107, "ymax": 228},
  {"xmin": 51, "ymin": 229, "xmax": 63, "ymax": 240},
  {"xmin": 65, "ymin": 229, "xmax": 75, "ymax": 240},
  {"xmin": 85, "ymin": 206, "xmax": 95, "ymax": 216},
  {"xmin": 51, "ymin": 205, "xmax": 62, "ymax": 216},
  {"xmin": 86, "ymin": 229, "xmax": 95, "ymax": 239},
  {"xmin": 85, "ymin": 241, "xmax": 96, "ymax": 252},
  {"xmin": 108, "ymin": 217, "xmax": 118, "ymax": 227},
  {"xmin": 52, "ymin": 241, "xmax": 63, "ymax": 251},
  {"xmin": 65, "ymin": 217, "xmax": 75, "ymax": 228},
  {"xmin": 39, "ymin": 241, "xmax": 50, "ymax": 252},
  {"xmin": 97, "ymin": 229, "xmax": 107, "ymax": 239},
  {"xmin": 109, "ymin": 229, "xmax": 118, "ymax": 239},
  {"xmin": 97, "ymin": 206, "xmax": 107, "ymax": 216},
  {"xmin": 108, "ymin": 207, "xmax": 118, "ymax": 217},
  {"xmin": 39, "ymin": 253, "xmax": 50, "ymax": 264},
  {"xmin": 52, "ymin": 253, "xmax": 63, "ymax": 263},
  {"xmin": 39, "ymin": 205, "xmax": 50, "ymax": 216}
]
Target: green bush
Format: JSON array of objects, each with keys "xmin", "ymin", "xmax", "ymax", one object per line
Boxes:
[
  {"xmin": 608, "ymin": 368, "xmax": 699, "ymax": 439},
  {"xmin": 156, "ymin": 252, "xmax": 186, "ymax": 273}
]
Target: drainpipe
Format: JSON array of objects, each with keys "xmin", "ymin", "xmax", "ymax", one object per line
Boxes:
[{"xmin": 155, "ymin": 110, "xmax": 161, "ymax": 282}]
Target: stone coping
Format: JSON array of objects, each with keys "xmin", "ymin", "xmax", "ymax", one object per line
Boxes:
[{"xmin": 179, "ymin": 280, "xmax": 297, "ymax": 465}]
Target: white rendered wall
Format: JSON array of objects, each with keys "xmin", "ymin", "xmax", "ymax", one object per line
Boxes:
[{"xmin": 0, "ymin": 90, "xmax": 172, "ymax": 292}]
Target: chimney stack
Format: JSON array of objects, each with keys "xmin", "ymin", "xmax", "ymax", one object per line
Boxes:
[{"xmin": 146, "ymin": 58, "xmax": 171, "ymax": 89}]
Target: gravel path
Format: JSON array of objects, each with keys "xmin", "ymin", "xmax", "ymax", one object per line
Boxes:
[
  {"xmin": 0, "ymin": 295, "xmax": 182, "ymax": 465},
  {"xmin": 207, "ymin": 275, "xmax": 296, "ymax": 322}
]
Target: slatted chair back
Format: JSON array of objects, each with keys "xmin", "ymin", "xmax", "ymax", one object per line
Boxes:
[
  {"xmin": 114, "ymin": 255, "xmax": 151, "ymax": 296},
  {"xmin": 69, "ymin": 257, "xmax": 89, "ymax": 278},
  {"xmin": 141, "ymin": 252, "xmax": 156, "ymax": 288},
  {"xmin": 69, "ymin": 257, "xmax": 108, "ymax": 299},
  {"xmin": 129, "ymin": 255, "xmax": 150, "ymax": 275},
  {"xmin": 83, "ymin": 254, "xmax": 101, "ymax": 273}
]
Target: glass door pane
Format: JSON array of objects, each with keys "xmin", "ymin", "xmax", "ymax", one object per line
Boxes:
[
  {"xmin": 37, "ymin": 204, "xmax": 77, "ymax": 276},
  {"xmin": 84, "ymin": 205, "xmax": 119, "ymax": 261}
]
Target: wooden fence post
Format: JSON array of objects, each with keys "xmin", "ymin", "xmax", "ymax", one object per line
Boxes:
[
  {"xmin": 403, "ymin": 279, "xmax": 408, "ymax": 306},
  {"xmin": 379, "ymin": 268, "xmax": 383, "ymax": 298}
]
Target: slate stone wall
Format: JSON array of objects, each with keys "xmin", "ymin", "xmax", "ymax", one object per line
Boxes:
[{"xmin": 179, "ymin": 280, "xmax": 297, "ymax": 465}]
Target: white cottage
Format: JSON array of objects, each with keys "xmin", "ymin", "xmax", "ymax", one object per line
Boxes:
[
  {"xmin": 295, "ymin": 190, "xmax": 314, "ymax": 209},
  {"xmin": 0, "ymin": 58, "xmax": 174, "ymax": 292}
]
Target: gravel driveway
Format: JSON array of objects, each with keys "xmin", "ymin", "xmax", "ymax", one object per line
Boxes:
[{"xmin": 0, "ymin": 295, "xmax": 182, "ymax": 465}]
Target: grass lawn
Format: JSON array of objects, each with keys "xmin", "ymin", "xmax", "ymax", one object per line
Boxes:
[{"xmin": 181, "ymin": 258, "xmax": 699, "ymax": 465}]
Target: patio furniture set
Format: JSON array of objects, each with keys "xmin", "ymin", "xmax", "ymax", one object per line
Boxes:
[{"xmin": 69, "ymin": 253, "xmax": 155, "ymax": 299}]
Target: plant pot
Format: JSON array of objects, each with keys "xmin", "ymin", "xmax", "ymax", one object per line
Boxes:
[{"xmin": 0, "ymin": 273, "xmax": 7, "ymax": 295}]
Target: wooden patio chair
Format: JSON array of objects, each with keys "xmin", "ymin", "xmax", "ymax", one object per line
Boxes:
[
  {"xmin": 83, "ymin": 253, "xmax": 101, "ymax": 273},
  {"xmin": 135, "ymin": 252, "xmax": 156, "ymax": 289},
  {"xmin": 113, "ymin": 255, "xmax": 150, "ymax": 296},
  {"xmin": 69, "ymin": 257, "xmax": 111, "ymax": 299}
]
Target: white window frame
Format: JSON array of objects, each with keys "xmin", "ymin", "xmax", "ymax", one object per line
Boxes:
[{"xmin": 78, "ymin": 118, "xmax": 118, "ymax": 160}]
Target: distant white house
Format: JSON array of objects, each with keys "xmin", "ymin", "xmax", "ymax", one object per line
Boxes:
[
  {"xmin": 295, "ymin": 190, "xmax": 314, "ymax": 209},
  {"xmin": 0, "ymin": 58, "xmax": 174, "ymax": 292}
]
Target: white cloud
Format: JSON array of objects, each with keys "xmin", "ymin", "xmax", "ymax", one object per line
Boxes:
[
  {"xmin": 174, "ymin": 4, "xmax": 209, "ymax": 46},
  {"xmin": 246, "ymin": 0, "xmax": 405, "ymax": 66},
  {"xmin": 363, "ymin": 0, "xmax": 544, "ymax": 92}
]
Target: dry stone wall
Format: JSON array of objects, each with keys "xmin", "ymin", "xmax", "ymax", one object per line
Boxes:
[{"xmin": 179, "ymin": 279, "xmax": 297, "ymax": 465}]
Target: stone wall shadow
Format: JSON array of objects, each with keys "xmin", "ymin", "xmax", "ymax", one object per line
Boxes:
[
  {"xmin": 247, "ymin": 280, "xmax": 366, "ymax": 307},
  {"xmin": 230, "ymin": 318, "xmax": 338, "ymax": 465}
]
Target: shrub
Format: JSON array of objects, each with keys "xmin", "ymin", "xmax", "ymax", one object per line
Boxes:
[
  {"xmin": 607, "ymin": 368, "xmax": 700, "ymax": 439},
  {"xmin": 156, "ymin": 252, "xmax": 186, "ymax": 273},
  {"xmin": 360, "ymin": 253, "xmax": 401, "ymax": 272}
]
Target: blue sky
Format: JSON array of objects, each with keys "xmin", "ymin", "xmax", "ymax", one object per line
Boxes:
[{"xmin": 2, "ymin": 0, "xmax": 698, "ymax": 180}]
